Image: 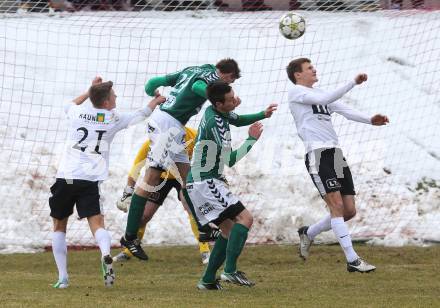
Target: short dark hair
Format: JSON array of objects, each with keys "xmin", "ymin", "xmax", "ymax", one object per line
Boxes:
[
  {"xmin": 216, "ymin": 58, "xmax": 241, "ymax": 79},
  {"xmin": 89, "ymin": 81, "xmax": 113, "ymax": 108},
  {"xmin": 286, "ymin": 58, "xmax": 311, "ymax": 84},
  {"xmin": 206, "ymin": 80, "xmax": 232, "ymax": 107}
]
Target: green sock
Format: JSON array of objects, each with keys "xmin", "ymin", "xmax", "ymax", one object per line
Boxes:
[
  {"xmin": 124, "ymin": 193, "xmax": 148, "ymax": 240},
  {"xmin": 202, "ymin": 235, "xmax": 228, "ymax": 283},
  {"xmin": 224, "ymin": 223, "xmax": 249, "ymax": 274}
]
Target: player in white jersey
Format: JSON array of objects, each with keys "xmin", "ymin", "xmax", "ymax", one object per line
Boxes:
[
  {"xmin": 49, "ymin": 76, "xmax": 165, "ymax": 288},
  {"xmin": 286, "ymin": 58, "xmax": 389, "ymax": 273}
]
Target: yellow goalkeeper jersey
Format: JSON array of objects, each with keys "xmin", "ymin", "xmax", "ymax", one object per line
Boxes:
[{"xmin": 128, "ymin": 127, "xmax": 197, "ymax": 180}]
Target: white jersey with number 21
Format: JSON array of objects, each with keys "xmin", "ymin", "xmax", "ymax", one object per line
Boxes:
[{"xmin": 56, "ymin": 102, "xmax": 152, "ymax": 181}]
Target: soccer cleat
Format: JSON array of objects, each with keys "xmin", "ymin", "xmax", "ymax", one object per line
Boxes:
[
  {"xmin": 120, "ymin": 236, "xmax": 148, "ymax": 261},
  {"xmin": 347, "ymin": 258, "xmax": 376, "ymax": 273},
  {"xmin": 116, "ymin": 186, "xmax": 134, "ymax": 213},
  {"xmin": 52, "ymin": 279, "xmax": 69, "ymax": 289},
  {"xmin": 112, "ymin": 251, "xmax": 131, "ymax": 263},
  {"xmin": 198, "ymin": 228, "xmax": 221, "ymax": 242},
  {"xmin": 298, "ymin": 226, "xmax": 313, "ymax": 260},
  {"xmin": 200, "ymin": 252, "xmax": 210, "ymax": 265},
  {"xmin": 101, "ymin": 255, "xmax": 115, "ymax": 287},
  {"xmin": 220, "ymin": 271, "xmax": 255, "ymax": 287},
  {"xmin": 197, "ymin": 279, "xmax": 223, "ymax": 290}
]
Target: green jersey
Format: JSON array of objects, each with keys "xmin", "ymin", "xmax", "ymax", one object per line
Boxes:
[
  {"xmin": 188, "ymin": 106, "xmax": 260, "ymax": 183},
  {"xmin": 159, "ymin": 64, "xmax": 219, "ymax": 125}
]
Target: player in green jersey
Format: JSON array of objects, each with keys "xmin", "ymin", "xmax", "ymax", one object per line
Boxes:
[
  {"xmin": 183, "ymin": 80, "xmax": 277, "ymax": 290},
  {"xmin": 120, "ymin": 59, "xmax": 241, "ymax": 258}
]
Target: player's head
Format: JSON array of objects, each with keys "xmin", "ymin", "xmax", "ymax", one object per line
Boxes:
[
  {"xmin": 286, "ymin": 58, "xmax": 317, "ymax": 86},
  {"xmin": 216, "ymin": 58, "xmax": 241, "ymax": 84},
  {"xmin": 207, "ymin": 80, "xmax": 237, "ymax": 112},
  {"xmin": 89, "ymin": 81, "xmax": 116, "ymax": 110}
]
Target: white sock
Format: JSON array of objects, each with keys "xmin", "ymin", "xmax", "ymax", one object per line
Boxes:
[
  {"xmin": 331, "ymin": 217, "xmax": 358, "ymax": 263},
  {"xmin": 95, "ymin": 228, "xmax": 111, "ymax": 257},
  {"xmin": 307, "ymin": 214, "xmax": 331, "ymax": 240},
  {"xmin": 52, "ymin": 231, "xmax": 68, "ymax": 282}
]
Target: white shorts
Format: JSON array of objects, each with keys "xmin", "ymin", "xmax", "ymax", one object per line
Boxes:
[
  {"xmin": 184, "ymin": 178, "xmax": 241, "ymax": 226},
  {"xmin": 147, "ymin": 109, "xmax": 189, "ymax": 169}
]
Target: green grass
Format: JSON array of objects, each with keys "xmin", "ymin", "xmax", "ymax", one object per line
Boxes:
[{"xmin": 1, "ymin": 245, "xmax": 439, "ymax": 307}]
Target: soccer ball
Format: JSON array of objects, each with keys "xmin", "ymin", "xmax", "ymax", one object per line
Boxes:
[{"xmin": 279, "ymin": 12, "xmax": 306, "ymax": 40}]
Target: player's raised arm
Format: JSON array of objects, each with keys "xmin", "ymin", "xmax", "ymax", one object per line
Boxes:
[
  {"xmin": 226, "ymin": 122, "xmax": 263, "ymax": 167},
  {"xmin": 147, "ymin": 94, "xmax": 166, "ymax": 111},
  {"xmin": 329, "ymin": 101, "xmax": 371, "ymax": 124},
  {"xmin": 144, "ymin": 70, "xmax": 182, "ymax": 96},
  {"xmin": 72, "ymin": 76, "xmax": 102, "ymax": 105},
  {"xmin": 264, "ymin": 103, "xmax": 277, "ymax": 118},
  {"xmin": 118, "ymin": 94, "xmax": 166, "ymax": 129},
  {"xmin": 299, "ymin": 81, "xmax": 356, "ymax": 106},
  {"xmin": 329, "ymin": 100, "xmax": 389, "ymax": 126},
  {"xmin": 228, "ymin": 102, "xmax": 278, "ymax": 127},
  {"xmin": 287, "ymin": 58, "xmax": 366, "ymax": 106}
]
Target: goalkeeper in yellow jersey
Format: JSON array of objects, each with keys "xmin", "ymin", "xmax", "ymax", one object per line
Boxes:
[{"xmin": 113, "ymin": 127, "xmax": 214, "ymax": 264}]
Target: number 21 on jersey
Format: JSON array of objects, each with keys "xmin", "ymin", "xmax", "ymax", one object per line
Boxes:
[{"xmin": 72, "ymin": 127, "xmax": 106, "ymax": 155}]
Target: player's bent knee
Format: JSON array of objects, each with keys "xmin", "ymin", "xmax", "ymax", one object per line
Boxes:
[
  {"xmin": 344, "ymin": 208, "xmax": 356, "ymax": 221},
  {"xmin": 245, "ymin": 215, "xmax": 254, "ymax": 228},
  {"xmin": 328, "ymin": 202, "xmax": 345, "ymax": 217},
  {"xmin": 87, "ymin": 214, "xmax": 105, "ymax": 234},
  {"xmin": 245, "ymin": 212, "xmax": 254, "ymax": 228},
  {"xmin": 235, "ymin": 210, "xmax": 253, "ymax": 229},
  {"xmin": 221, "ymin": 230, "xmax": 230, "ymax": 239},
  {"xmin": 53, "ymin": 218, "xmax": 68, "ymax": 232}
]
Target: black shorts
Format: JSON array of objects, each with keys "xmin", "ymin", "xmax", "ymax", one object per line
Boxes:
[
  {"xmin": 145, "ymin": 179, "xmax": 182, "ymax": 206},
  {"xmin": 305, "ymin": 148, "xmax": 356, "ymax": 197},
  {"xmin": 49, "ymin": 178, "xmax": 102, "ymax": 220},
  {"xmin": 211, "ymin": 201, "xmax": 246, "ymax": 227}
]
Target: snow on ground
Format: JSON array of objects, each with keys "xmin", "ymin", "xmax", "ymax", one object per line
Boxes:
[{"xmin": 0, "ymin": 10, "xmax": 439, "ymax": 253}]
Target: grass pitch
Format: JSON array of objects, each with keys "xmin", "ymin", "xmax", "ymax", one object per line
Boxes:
[{"xmin": 0, "ymin": 244, "xmax": 439, "ymax": 307}]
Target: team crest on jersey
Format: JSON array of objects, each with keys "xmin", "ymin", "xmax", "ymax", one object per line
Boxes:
[{"xmin": 97, "ymin": 113, "xmax": 105, "ymax": 122}]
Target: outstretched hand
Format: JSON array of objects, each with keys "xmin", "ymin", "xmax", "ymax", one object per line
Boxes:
[
  {"xmin": 248, "ymin": 122, "xmax": 263, "ymax": 140},
  {"xmin": 151, "ymin": 95, "xmax": 166, "ymax": 106},
  {"xmin": 92, "ymin": 76, "xmax": 102, "ymax": 86},
  {"xmin": 371, "ymin": 114, "xmax": 389, "ymax": 126},
  {"xmin": 355, "ymin": 73, "xmax": 368, "ymax": 85},
  {"xmin": 264, "ymin": 103, "xmax": 278, "ymax": 118},
  {"xmin": 73, "ymin": 76, "xmax": 102, "ymax": 105}
]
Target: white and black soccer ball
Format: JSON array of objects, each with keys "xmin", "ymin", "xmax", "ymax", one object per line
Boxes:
[{"xmin": 279, "ymin": 12, "xmax": 306, "ymax": 40}]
